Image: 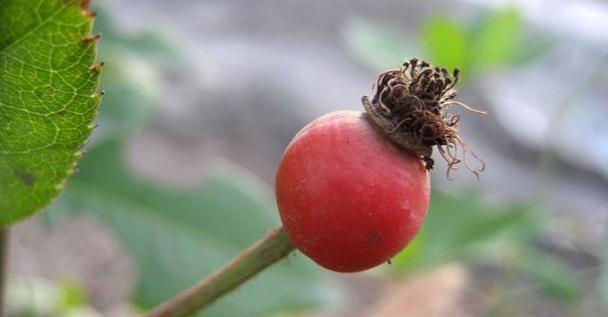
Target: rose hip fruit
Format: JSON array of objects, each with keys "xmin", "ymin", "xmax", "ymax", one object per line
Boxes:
[
  {"xmin": 275, "ymin": 58, "xmax": 484, "ymax": 272},
  {"xmin": 275, "ymin": 111, "xmax": 430, "ymax": 272}
]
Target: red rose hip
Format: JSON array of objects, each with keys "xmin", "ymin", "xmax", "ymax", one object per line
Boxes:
[{"xmin": 275, "ymin": 111, "xmax": 430, "ymax": 272}]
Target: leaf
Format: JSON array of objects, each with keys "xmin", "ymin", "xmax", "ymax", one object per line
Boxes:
[
  {"xmin": 47, "ymin": 140, "xmax": 332, "ymax": 317},
  {"xmin": 343, "ymin": 19, "xmax": 417, "ymax": 70},
  {"xmin": 391, "ymin": 191, "xmax": 581, "ymax": 301},
  {"xmin": 516, "ymin": 248, "xmax": 580, "ymax": 301},
  {"xmin": 469, "ymin": 8, "xmax": 522, "ymax": 68},
  {"xmin": 0, "ymin": 0, "xmax": 101, "ymax": 224},
  {"xmin": 421, "ymin": 17, "xmax": 469, "ymax": 73},
  {"xmin": 392, "ymin": 191, "xmax": 538, "ymax": 269}
]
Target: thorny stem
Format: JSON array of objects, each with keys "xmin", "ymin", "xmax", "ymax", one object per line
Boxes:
[
  {"xmin": 0, "ymin": 227, "xmax": 9, "ymax": 317},
  {"xmin": 142, "ymin": 227, "xmax": 295, "ymax": 317}
]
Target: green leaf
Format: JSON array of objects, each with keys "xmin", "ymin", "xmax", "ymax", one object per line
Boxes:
[
  {"xmin": 57, "ymin": 279, "xmax": 88, "ymax": 310},
  {"xmin": 421, "ymin": 17, "xmax": 469, "ymax": 73},
  {"xmin": 391, "ymin": 191, "xmax": 581, "ymax": 301},
  {"xmin": 0, "ymin": 0, "xmax": 101, "ymax": 224},
  {"xmin": 343, "ymin": 19, "xmax": 416, "ymax": 70},
  {"xmin": 469, "ymin": 8, "xmax": 522, "ymax": 68},
  {"xmin": 47, "ymin": 140, "xmax": 332, "ymax": 317},
  {"xmin": 516, "ymin": 249, "xmax": 580, "ymax": 301},
  {"xmin": 392, "ymin": 191, "xmax": 539, "ymax": 269}
]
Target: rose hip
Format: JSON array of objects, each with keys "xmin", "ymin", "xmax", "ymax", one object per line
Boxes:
[{"xmin": 275, "ymin": 111, "xmax": 430, "ymax": 272}]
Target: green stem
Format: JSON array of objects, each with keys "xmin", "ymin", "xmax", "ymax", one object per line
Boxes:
[
  {"xmin": 142, "ymin": 226, "xmax": 295, "ymax": 317},
  {"xmin": 0, "ymin": 227, "xmax": 9, "ymax": 317}
]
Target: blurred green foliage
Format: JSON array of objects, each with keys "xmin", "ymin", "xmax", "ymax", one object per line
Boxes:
[
  {"xmin": 47, "ymin": 140, "xmax": 331, "ymax": 317},
  {"xmin": 421, "ymin": 9, "xmax": 526, "ymax": 74},
  {"xmin": 8, "ymin": 277, "xmax": 95, "ymax": 317},
  {"xmin": 468, "ymin": 9, "xmax": 521, "ymax": 69},
  {"xmin": 345, "ymin": 7, "xmax": 552, "ymax": 78},
  {"xmin": 344, "ymin": 20, "xmax": 417, "ymax": 70},
  {"xmin": 422, "ymin": 17, "xmax": 468, "ymax": 71},
  {"xmin": 391, "ymin": 191, "xmax": 581, "ymax": 301},
  {"xmin": 392, "ymin": 192, "xmax": 537, "ymax": 268},
  {"xmin": 57, "ymin": 279, "xmax": 88, "ymax": 310}
]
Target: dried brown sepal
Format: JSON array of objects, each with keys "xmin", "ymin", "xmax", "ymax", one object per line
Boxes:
[{"xmin": 362, "ymin": 58, "xmax": 487, "ymax": 180}]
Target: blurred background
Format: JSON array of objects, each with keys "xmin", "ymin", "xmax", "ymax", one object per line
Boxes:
[{"xmin": 6, "ymin": 0, "xmax": 608, "ymax": 316}]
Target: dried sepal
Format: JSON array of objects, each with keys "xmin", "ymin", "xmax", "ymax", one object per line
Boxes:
[{"xmin": 362, "ymin": 58, "xmax": 486, "ymax": 180}]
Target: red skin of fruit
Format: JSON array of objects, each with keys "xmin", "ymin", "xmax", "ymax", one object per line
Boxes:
[{"xmin": 276, "ymin": 111, "xmax": 430, "ymax": 273}]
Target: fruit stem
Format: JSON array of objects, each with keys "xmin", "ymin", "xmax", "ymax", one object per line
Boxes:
[
  {"xmin": 142, "ymin": 226, "xmax": 295, "ymax": 317},
  {"xmin": 0, "ymin": 227, "xmax": 9, "ymax": 317}
]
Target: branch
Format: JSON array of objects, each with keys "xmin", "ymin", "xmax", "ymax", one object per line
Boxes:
[{"xmin": 142, "ymin": 226, "xmax": 295, "ymax": 317}]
